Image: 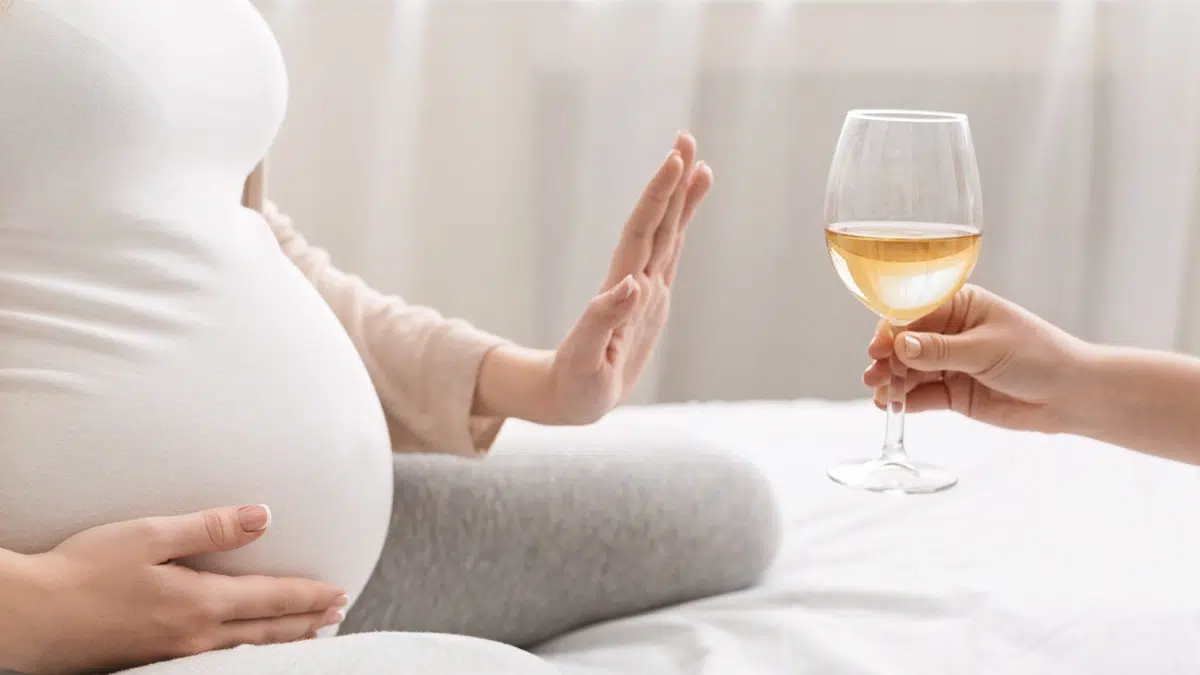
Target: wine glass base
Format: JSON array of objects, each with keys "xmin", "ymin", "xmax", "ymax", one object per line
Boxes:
[{"xmin": 827, "ymin": 457, "xmax": 957, "ymax": 494}]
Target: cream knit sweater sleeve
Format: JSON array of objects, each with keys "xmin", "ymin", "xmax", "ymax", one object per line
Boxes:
[{"xmin": 249, "ymin": 191, "xmax": 508, "ymax": 456}]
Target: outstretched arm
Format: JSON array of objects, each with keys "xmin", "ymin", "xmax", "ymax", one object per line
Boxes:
[
  {"xmin": 257, "ymin": 199, "xmax": 508, "ymax": 457},
  {"xmin": 862, "ymin": 285, "xmax": 1200, "ymax": 466},
  {"xmin": 244, "ymin": 132, "xmax": 711, "ymax": 452},
  {"xmin": 1069, "ymin": 345, "xmax": 1200, "ymax": 466}
]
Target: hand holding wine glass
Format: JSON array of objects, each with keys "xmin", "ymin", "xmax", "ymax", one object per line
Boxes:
[
  {"xmin": 862, "ymin": 284, "xmax": 1200, "ymax": 468},
  {"xmin": 823, "ymin": 109, "xmax": 984, "ymax": 494},
  {"xmin": 862, "ymin": 284, "xmax": 1088, "ymax": 433}
]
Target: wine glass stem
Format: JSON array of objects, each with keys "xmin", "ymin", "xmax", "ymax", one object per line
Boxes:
[{"xmin": 882, "ymin": 334, "xmax": 910, "ymax": 466}]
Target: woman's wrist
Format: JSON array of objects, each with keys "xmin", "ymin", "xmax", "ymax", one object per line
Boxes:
[
  {"xmin": 0, "ymin": 550, "xmax": 53, "ymax": 673},
  {"xmin": 474, "ymin": 344, "xmax": 558, "ymax": 424}
]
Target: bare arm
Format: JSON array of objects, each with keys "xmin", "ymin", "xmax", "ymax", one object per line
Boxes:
[
  {"xmin": 0, "ymin": 549, "xmax": 40, "ymax": 671},
  {"xmin": 1068, "ymin": 345, "xmax": 1200, "ymax": 465}
]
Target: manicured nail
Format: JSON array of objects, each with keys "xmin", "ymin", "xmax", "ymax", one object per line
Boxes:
[
  {"xmin": 614, "ymin": 275, "xmax": 635, "ymax": 301},
  {"xmin": 333, "ymin": 594, "xmax": 349, "ymax": 608},
  {"xmin": 237, "ymin": 504, "xmax": 272, "ymax": 532},
  {"xmin": 903, "ymin": 335, "xmax": 922, "ymax": 359},
  {"xmin": 324, "ymin": 608, "xmax": 346, "ymax": 626}
]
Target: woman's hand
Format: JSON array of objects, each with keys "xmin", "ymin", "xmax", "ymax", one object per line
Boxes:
[
  {"xmin": 2, "ymin": 505, "xmax": 346, "ymax": 675},
  {"xmin": 547, "ymin": 132, "xmax": 712, "ymax": 423},
  {"xmin": 473, "ymin": 132, "xmax": 712, "ymax": 425},
  {"xmin": 862, "ymin": 284, "xmax": 1090, "ymax": 434}
]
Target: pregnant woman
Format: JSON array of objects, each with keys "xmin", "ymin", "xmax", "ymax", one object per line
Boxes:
[{"xmin": 0, "ymin": 2, "xmax": 780, "ymax": 673}]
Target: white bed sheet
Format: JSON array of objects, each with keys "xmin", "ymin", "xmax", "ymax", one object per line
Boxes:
[{"xmin": 511, "ymin": 400, "xmax": 1200, "ymax": 675}]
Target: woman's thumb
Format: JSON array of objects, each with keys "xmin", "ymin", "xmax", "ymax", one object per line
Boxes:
[
  {"xmin": 152, "ymin": 505, "xmax": 273, "ymax": 561},
  {"xmin": 596, "ymin": 275, "xmax": 639, "ymax": 329},
  {"xmin": 894, "ymin": 331, "xmax": 996, "ymax": 375},
  {"xmin": 568, "ymin": 276, "xmax": 639, "ymax": 363},
  {"xmin": 53, "ymin": 504, "xmax": 273, "ymax": 566}
]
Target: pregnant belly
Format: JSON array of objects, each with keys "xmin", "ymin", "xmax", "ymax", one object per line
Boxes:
[{"xmin": 0, "ymin": 250, "xmax": 394, "ymax": 605}]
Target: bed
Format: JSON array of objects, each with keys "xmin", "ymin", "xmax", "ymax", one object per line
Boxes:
[{"xmin": 499, "ymin": 400, "xmax": 1200, "ymax": 675}]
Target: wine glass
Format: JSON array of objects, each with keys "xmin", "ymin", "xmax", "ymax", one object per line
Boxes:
[{"xmin": 823, "ymin": 109, "xmax": 983, "ymax": 494}]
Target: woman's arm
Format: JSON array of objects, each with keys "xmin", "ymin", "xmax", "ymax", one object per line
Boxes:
[
  {"xmin": 862, "ymin": 285, "xmax": 1200, "ymax": 467},
  {"xmin": 0, "ymin": 549, "xmax": 40, "ymax": 671},
  {"xmin": 258, "ymin": 200, "xmax": 509, "ymax": 456},
  {"xmin": 248, "ymin": 132, "xmax": 710, "ymax": 447},
  {"xmin": 1068, "ymin": 345, "xmax": 1200, "ymax": 465}
]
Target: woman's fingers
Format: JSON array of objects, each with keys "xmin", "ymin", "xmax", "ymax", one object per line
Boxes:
[
  {"xmin": 678, "ymin": 161, "xmax": 712, "ymax": 230},
  {"xmin": 567, "ymin": 275, "xmax": 642, "ymax": 371},
  {"xmin": 216, "ymin": 573, "xmax": 346, "ymax": 622},
  {"xmin": 867, "ymin": 320, "xmax": 894, "ymax": 360},
  {"xmin": 873, "ymin": 382, "xmax": 951, "ymax": 413},
  {"xmin": 212, "ymin": 609, "xmax": 342, "ymax": 651},
  {"xmin": 864, "ymin": 361, "xmax": 943, "ymax": 389},
  {"xmin": 862, "ymin": 359, "xmax": 888, "ymax": 388},
  {"xmin": 663, "ymin": 161, "xmax": 713, "ymax": 286},
  {"xmin": 607, "ymin": 143, "xmax": 688, "ymax": 287},
  {"xmin": 646, "ymin": 133, "xmax": 698, "ymax": 276},
  {"xmin": 866, "ymin": 288, "xmax": 979, "ymax": 361}
]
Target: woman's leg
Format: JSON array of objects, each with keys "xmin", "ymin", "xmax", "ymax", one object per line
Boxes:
[
  {"xmin": 115, "ymin": 633, "xmax": 555, "ymax": 675},
  {"xmin": 342, "ymin": 417, "xmax": 782, "ymax": 647}
]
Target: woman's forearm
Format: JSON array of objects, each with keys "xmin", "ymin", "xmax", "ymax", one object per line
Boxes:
[
  {"xmin": 0, "ymin": 549, "xmax": 41, "ymax": 672},
  {"xmin": 1068, "ymin": 344, "xmax": 1200, "ymax": 465}
]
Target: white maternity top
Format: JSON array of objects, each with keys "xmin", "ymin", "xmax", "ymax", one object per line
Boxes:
[{"xmin": 0, "ymin": 0, "xmax": 505, "ymax": 605}]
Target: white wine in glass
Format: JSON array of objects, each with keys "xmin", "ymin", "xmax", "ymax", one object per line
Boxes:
[{"xmin": 824, "ymin": 110, "xmax": 984, "ymax": 494}]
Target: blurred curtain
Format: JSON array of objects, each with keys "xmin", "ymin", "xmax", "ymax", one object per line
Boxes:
[{"xmin": 253, "ymin": 0, "xmax": 1200, "ymax": 404}]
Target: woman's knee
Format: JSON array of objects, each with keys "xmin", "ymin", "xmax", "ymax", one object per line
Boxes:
[
  {"xmin": 495, "ymin": 416, "xmax": 783, "ymax": 589},
  {"xmin": 676, "ymin": 437, "xmax": 783, "ymax": 590}
]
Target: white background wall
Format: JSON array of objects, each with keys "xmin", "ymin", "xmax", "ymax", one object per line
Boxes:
[{"xmin": 254, "ymin": 0, "xmax": 1200, "ymax": 403}]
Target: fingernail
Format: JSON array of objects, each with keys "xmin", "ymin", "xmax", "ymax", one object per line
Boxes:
[
  {"xmin": 903, "ymin": 335, "xmax": 922, "ymax": 358},
  {"xmin": 614, "ymin": 275, "xmax": 635, "ymax": 301},
  {"xmin": 333, "ymin": 594, "xmax": 349, "ymax": 608},
  {"xmin": 237, "ymin": 504, "xmax": 272, "ymax": 532},
  {"xmin": 324, "ymin": 608, "xmax": 346, "ymax": 626},
  {"xmin": 667, "ymin": 149, "xmax": 680, "ymax": 162}
]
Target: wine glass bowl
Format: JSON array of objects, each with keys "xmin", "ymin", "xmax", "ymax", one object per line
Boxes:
[{"xmin": 823, "ymin": 109, "xmax": 983, "ymax": 494}]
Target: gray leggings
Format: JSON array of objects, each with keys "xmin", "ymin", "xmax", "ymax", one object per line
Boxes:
[{"xmin": 120, "ymin": 423, "xmax": 782, "ymax": 674}]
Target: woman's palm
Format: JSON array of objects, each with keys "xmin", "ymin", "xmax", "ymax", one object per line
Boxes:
[{"xmin": 551, "ymin": 133, "xmax": 712, "ymax": 424}]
